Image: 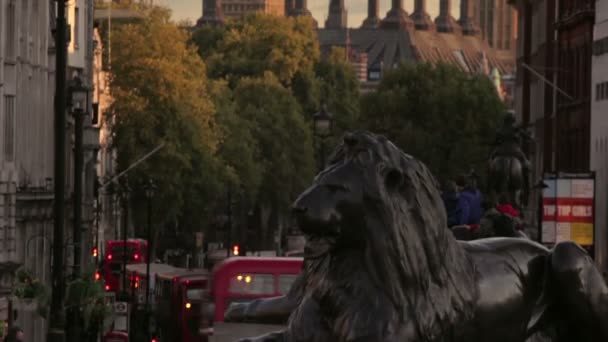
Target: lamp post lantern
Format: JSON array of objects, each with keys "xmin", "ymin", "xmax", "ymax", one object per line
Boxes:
[
  {"xmin": 313, "ymin": 104, "xmax": 333, "ymax": 171},
  {"xmin": 143, "ymin": 179, "xmax": 156, "ymax": 340}
]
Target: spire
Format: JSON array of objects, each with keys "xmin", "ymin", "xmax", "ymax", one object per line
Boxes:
[
  {"xmin": 197, "ymin": 0, "xmax": 224, "ymax": 26},
  {"xmin": 434, "ymin": 0, "xmax": 459, "ymax": 33},
  {"xmin": 285, "ymin": 0, "xmax": 294, "ymax": 16},
  {"xmin": 380, "ymin": 0, "xmax": 413, "ymax": 30},
  {"xmin": 361, "ymin": 0, "xmax": 380, "ymax": 28},
  {"xmin": 458, "ymin": 0, "xmax": 480, "ymax": 35},
  {"xmin": 325, "ymin": 0, "xmax": 347, "ymax": 29},
  {"xmin": 410, "ymin": 0, "xmax": 434, "ymax": 30},
  {"xmin": 292, "ymin": 0, "xmax": 318, "ymax": 28}
]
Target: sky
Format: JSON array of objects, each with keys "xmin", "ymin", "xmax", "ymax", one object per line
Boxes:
[{"xmin": 161, "ymin": 0, "xmax": 462, "ymax": 28}]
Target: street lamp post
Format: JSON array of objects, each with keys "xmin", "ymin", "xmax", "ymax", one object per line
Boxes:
[
  {"xmin": 313, "ymin": 104, "xmax": 333, "ymax": 172},
  {"xmin": 120, "ymin": 180, "xmax": 131, "ymax": 301},
  {"xmin": 143, "ymin": 179, "xmax": 156, "ymax": 340},
  {"xmin": 69, "ymin": 74, "xmax": 89, "ymax": 279},
  {"xmin": 48, "ymin": 0, "xmax": 69, "ymax": 340}
]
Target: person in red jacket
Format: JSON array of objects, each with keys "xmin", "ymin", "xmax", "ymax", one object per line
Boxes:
[{"xmin": 495, "ymin": 195, "xmax": 523, "ymax": 230}]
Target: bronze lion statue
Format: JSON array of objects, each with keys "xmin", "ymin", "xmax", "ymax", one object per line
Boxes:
[{"xmin": 226, "ymin": 131, "xmax": 608, "ymax": 342}]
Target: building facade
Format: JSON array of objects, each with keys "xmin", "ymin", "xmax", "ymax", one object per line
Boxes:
[
  {"xmin": 511, "ymin": 0, "xmax": 599, "ymax": 266},
  {"xmin": 0, "ymin": 0, "xmax": 98, "ymax": 340},
  {"xmin": 477, "ymin": 0, "xmax": 518, "ymax": 54},
  {"xmin": 222, "ymin": 0, "xmax": 284, "ymax": 18},
  {"xmin": 591, "ymin": 0, "xmax": 608, "ymax": 272},
  {"xmin": 0, "ymin": 0, "xmax": 56, "ymax": 340}
]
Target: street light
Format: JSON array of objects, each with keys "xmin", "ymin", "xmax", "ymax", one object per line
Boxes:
[
  {"xmin": 313, "ymin": 104, "xmax": 333, "ymax": 171},
  {"xmin": 143, "ymin": 179, "xmax": 156, "ymax": 341},
  {"xmin": 67, "ymin": 74, "xmax": 89, "ymax": 342},
  {"xmin": 68, "ymin": 74, "xmax": 89, "ymax": 279}
]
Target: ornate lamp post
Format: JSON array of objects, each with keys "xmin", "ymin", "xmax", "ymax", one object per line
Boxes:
[
  {"xmin": 66, "ymin": 74, "xmax": 89, "ymax": 342},
  {"xmin": 143, "ymin": 179, "xmax": 156, "ymax": 340},
  {"xmin": 119, "ymin": 179, "xmax": 131, "ymax": 301},
  {"xmin": 313, "ymin": 104, "xmax": 333, "ymax": 171},
  {"xmin": 69, "ymin": 74, "xmax": 89, "ymax": 279}
]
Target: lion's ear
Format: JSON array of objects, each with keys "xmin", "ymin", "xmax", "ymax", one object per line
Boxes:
[{"xmin": 385, "ymin": 168, "xmax": 403, "ymax": 191}]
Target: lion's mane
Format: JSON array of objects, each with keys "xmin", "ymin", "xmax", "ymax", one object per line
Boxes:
[{"xmin": 290, "ymin": 131, "xmax": 478, "ymax": 341}]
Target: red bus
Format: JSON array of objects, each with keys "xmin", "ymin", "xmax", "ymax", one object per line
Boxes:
[
  {"xmin": 103, "ymin": 239, "xmax": 148, "ymax": 292},
  {"xmin": 155, "ymin": 269, "xmax": 209, "ymax": 342},
  {"xmin": 200, "ymin": 256, "xmax": 303, "ymax": 335}
]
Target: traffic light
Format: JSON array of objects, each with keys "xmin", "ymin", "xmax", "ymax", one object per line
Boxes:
[
  {"xmin": 232, "ymin": 245, "xmax": 240, "ymax": 256},
  {"xmin": 92, "ymin": 246, "xmax": 98, "ymax": 258},
  {"xmin": 94, "ymin": 271, "xmax": 101, "ymax": 281}
]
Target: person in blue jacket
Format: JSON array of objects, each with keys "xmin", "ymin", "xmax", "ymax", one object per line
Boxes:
[
  {"xmin": 442, "ymin": 180, "xmax": 470, "ymax": 228},
  {"xmin": 457, "ymin": 173, "xmax": 483, "ymax": 226}
]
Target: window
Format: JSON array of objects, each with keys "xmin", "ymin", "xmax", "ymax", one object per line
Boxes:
[
  {"xmin": 4, "ymin": 96, "xmax": 15, "ymax": 162},
  {"xmin": 186, "ymin": 288, "xmax": 205, "ymax": 300},
  {"xmin": 5, "ymin": 1, "xmax": 16, "ymax": 59},
  {"xmin": 278, "ymin": 274, "xmax": 298, "ymax": 295},
  {"xmin": 229, "ymin": 273, "xmax": 274, "ymax": 295},
  {"xmin": 74, "ymin": 7, "xmax": 80, "ymax": 50}
]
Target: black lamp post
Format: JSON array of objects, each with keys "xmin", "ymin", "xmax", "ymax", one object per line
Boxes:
[
  {"xmin": 48, "ymin": 1, "xmax": 68, "ymax": 341},
  {"xmin": 313, "ymin": 104, "xmax": 333, "ymax": 171},
  {"xmin": 67, "ymin": 74, "xmax": 89, "ymax": 342},
  {"xmin": 69, "ymin": 74, "xmax": 89, "ymax": 279},
  {"xmin": 120, "ymin": 180, "xmax": 131, "ymax": 301},
  {"xmin": 143, "ymin": 179, "xmax": 156, "ymax": 340}
]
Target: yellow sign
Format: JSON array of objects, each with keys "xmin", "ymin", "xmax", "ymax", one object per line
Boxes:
[{"xmin": 571, "ymin": 223, "xmax": 594, "ymax": 246}]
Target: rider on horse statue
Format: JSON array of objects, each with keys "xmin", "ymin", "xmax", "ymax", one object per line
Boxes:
[{"xmin": 488, "ymin": 112, "xmax": 532, "ymax": 210}]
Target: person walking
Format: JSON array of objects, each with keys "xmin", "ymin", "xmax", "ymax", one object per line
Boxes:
[{"xmin": 442, "ymin": 181, "xmax": 470, "ymax": 228}]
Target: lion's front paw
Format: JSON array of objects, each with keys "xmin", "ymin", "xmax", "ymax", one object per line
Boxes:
[{"xmin": 225, "ymin": 302, "xmax": 248, "ymax": 322}]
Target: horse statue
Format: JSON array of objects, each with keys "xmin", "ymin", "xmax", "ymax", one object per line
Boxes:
[{"xmin": 487, "ymin": 112, "xmax": 532, "ymax": 210}]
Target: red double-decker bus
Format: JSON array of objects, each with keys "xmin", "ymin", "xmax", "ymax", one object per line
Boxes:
[
  {"xmin": 198, "ymin": 256, "xmax": 303, "ymax": 340},
  {"xmin": 103, "ymin": 239, "xmax": 148, "ymax": 292},
  {"xmin": 155, "ymin": 269, "xmax": 209, "ymax": 342}
]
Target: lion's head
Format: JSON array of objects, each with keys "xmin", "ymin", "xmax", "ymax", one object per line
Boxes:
[{"xmin": 291, "ymin": 131, "xmax": 477, "ymax": 339}]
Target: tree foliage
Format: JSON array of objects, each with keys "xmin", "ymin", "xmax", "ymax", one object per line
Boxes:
[
  {"xmin": 197, "ymin": 14, "xmax": 320, "ymax": 87},
  {"xmin": 109, "ymin": 7, "xmax": 221, "ymax": 231},
  {"xmin": 361, "ymin": 62, "xmax": 505, "ymax": 183}
]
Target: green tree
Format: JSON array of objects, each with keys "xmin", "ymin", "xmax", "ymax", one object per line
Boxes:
[
  {"xmin": 315, "ymin": 47, "xmax": 360, "ymax": 140},
  {"xmin": 109, "ymin": 7, "xmax": 222, "ymax": 241},
  {"xmin": 194, "ymin": 13, "xmax": 320, "ymax": 87},
  {"xmin": 361, "ymin": 62, "xmax": 504, "ymax": 183},
  {"xmin": 232, "ymin": 73, "xmax": 316, "ymax": 246}
]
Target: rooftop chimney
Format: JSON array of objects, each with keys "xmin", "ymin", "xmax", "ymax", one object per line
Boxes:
[
  {"xmin": 197, "ymin": 0, "xmax": 224, "ymax": 26},
  {"xmin": 292, "ymin": 0, "xmax": 318, "ymax": 28},
  {"xmin": 361, "ymin": 0, "xmax": 380, "ymax": 28},
  {"xmin": 380, "ymin": 0, "xmax": 413, "ymax": 30},
  {"xmin": 434, "ymin": 0, "xmax": 459, "ymax": 33},
  {"xmin": 325, "ymin": 0, "xmax": 347, "ymax": 29},
  {"xmin": 458, "ymin": 0, "xmax": 479, "ymax": 35},
  {"xmin": 410, "ymin": 0, "xmax": 434, "ymax": 30}
]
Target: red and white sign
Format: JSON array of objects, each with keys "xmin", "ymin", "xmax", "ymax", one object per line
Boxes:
[{"xmin": 541, "ymin": 177, "xmax": 594, "ymax": 246}]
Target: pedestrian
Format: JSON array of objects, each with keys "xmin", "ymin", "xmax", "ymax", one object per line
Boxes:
[
  {"xmin": 456, "ymin": 174, "xmax": 483, "ymax": 226},
  {"xmin": 442, "ymin": 180, "xmax": 470, "ymax": 228},
  {"xmin": 4, "ymin": 326, "xmax": 23, "ymax": 342}
]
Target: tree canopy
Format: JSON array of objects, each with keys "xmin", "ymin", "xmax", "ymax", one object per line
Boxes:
[
  {"xmin": 194, "ymin": 14, "xmax": 320, "ymax": 87},
  {"xmin": 109, "ymin": 7, "xmax": 222, "ymax": 232},
  {"xmin": 360, "ymin": 62, "xmax": 505, "ymax": 184}
]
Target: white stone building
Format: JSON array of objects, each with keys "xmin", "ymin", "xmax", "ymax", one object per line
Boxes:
[
  {"xmin": 591, "ymin": 0, "xmax": 608, "ymax": 271},
  {"xmin": 0, "ymin": 0, "xmax": 56, "ymax": 339},
  {"xmin": 0, "ymin": 0, "xmax": 98, "ymax": 340}
]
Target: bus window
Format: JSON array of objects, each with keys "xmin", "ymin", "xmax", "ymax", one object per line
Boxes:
[
  {"xmin": 278, "ymin": 274, "xmax": 298, "ymax": 295},
  {"xmin": 229, "ymin": 274, "xmax": 274, "ymax": 295},
  {"xmin": 186, "ymin": 288, "xmax": 204, "ymax": 301}
]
